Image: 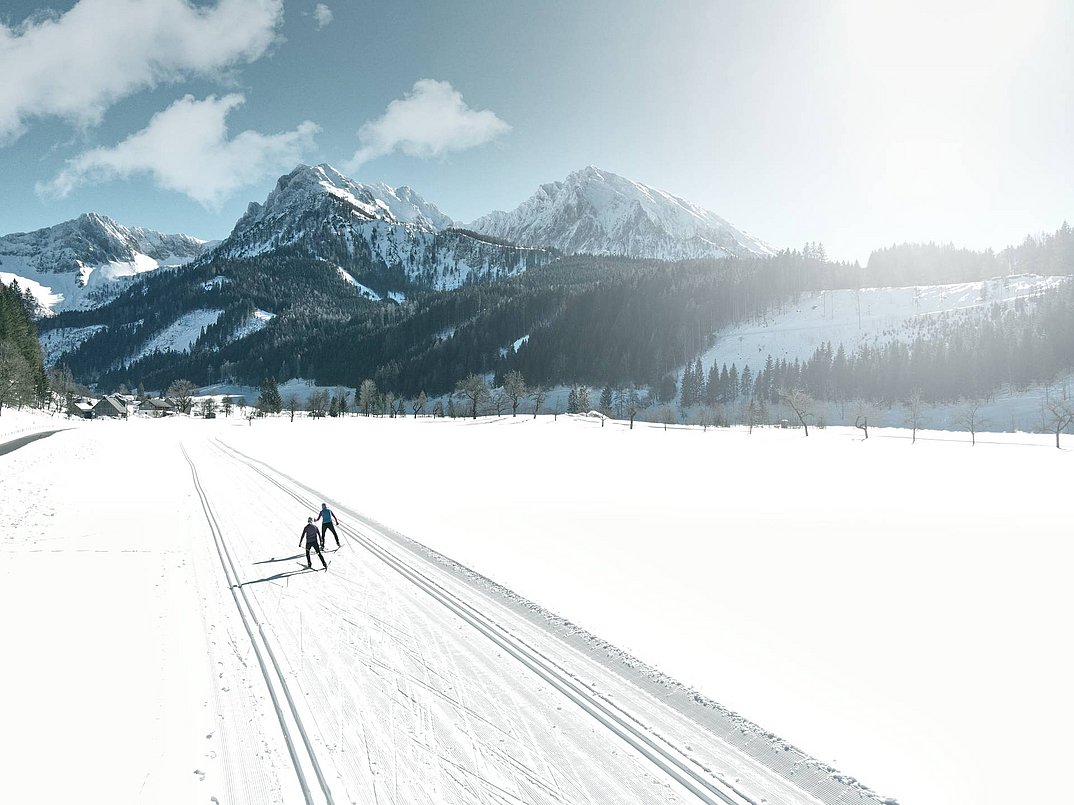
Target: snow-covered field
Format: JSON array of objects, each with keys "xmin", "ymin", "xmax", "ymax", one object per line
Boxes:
[{"xmin": 1, "ymin": 412, "xmax": 1070, "ymax": 805}]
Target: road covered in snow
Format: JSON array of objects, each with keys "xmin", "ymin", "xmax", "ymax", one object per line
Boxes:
[{"xmin": 1, "ymin": 410, "xmax": 1070, "ymax": 805}]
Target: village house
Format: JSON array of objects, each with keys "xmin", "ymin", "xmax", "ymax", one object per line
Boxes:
[
  {"xmin": 139, "ymin": 398, "xmax": 175, "ymax": 417},
  {"xmin": 67, "ymin": 397, "xmax": 96, "ymax": 419},
  {"xmin": 92, "ymin": 395, "xmax": 128, "ymax": 419}
]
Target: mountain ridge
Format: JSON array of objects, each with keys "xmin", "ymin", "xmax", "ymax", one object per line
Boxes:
[
  {"xmin": 0, "ymin": 212, "xmax": 208, "ymax": 314},
  {"xmin": 469, "ymin": 166, "xmax": 775, "ymax": 260}
]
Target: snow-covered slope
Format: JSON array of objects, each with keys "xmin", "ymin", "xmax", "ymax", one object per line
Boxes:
[
  {"xmin": 469, "ymin": 166, "xmax": 775, "ymax": 260},
  {"xmin": 700, "ymin": 273, "xmax": 1069, "ymax": 374},
  {"xmin": 0, "ymin": 213, "xmax": 207, "ymax": 313},
  {"xmin": 213, "ymin": 164, "xmax": 551, "ymax": 291}
]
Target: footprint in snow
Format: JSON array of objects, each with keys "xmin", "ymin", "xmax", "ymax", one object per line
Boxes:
[{"xmin": 194, "ymin": 769, "xmax": 206, "ymax": 781}]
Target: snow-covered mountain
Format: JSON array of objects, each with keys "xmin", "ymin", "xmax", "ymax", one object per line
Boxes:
[
  {"xmin": 469, "ymin": 166, "xmax": 775, "ymax": 260},
  {"xmin": 212, "ymin": 164, "xmax": 550, "ymax": 291},
  {"xmin": 0, "ymin": 213, "xmax": 208, "ymax": 314}
]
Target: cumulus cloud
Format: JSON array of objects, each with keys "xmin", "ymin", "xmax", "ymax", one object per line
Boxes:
[
  {"xmin": 40, "ymin": 94, "xmax": 319, "ymax": 207},
  {"xmin": 314, "ymin": 4, "xmax": 333, "ymax": 29},
  {"xmin": 346, "ymin": 79, "xmax": 510, "ymax": 172},
  {"xmin": 0, "ymin": 0, "xmax": 283, "ymax": 143}
]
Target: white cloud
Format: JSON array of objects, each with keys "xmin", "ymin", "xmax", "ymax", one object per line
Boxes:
[
  {"xmin": 0, "ymin": 0, "xmax": 283, "ymax": 143},
  {"xmin": 314, "ymin": 4, "xmax": 333, "ymax": 29},
  {"xmin": 40, "ymin": 94, "xmax": 319, "ymax": 207},
  {"xmin": 346, "ymin": 79, "xmax": 511, "ymax": 172}
]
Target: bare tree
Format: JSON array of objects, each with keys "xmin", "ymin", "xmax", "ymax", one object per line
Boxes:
[
  {"xmin": 504, "ymin": 370, "xmax": 527, "ymax": 416},
  {"xmin": 627, "ymin": 386, "xmax": 641, "ymax": 430},
  {"xmin": 284, "ymin": 394, "xmax": 300, "ymax": 422},
  {"xmin": 48, "ymin": 363, "xmax": 78, "ymax": 416},
  {"xmin": 746, "ymin": 398, "xmax": 759, "ymax": 434},
  {"xmin": 358, "ymin": 379, "xmax": 377, "ymax": 416},
  {"xmin": 1045, "ymin": 396, "xmax": 1074, "ymax": 449},
  {"xmin": 904, "ymin": 389, "xmax": 924, "ymax": 444},
  {"xmin": 489, "ymin": 389, "xmax": 510, "ymax": 416},
  {"xmin": 307, "ymin": 388, "xmax": 329, "ymax": 418},
  {"xmin": 659, "ymin": 404, "xmax": 677, "ymax": 430},
  {"xmin": 201, "ymin": 397, "xmax": 218, "ymax": 418},
  {"xmin": 455, "ymin": 374, "xmax": 490, "ymax": 419},
  {"xmin": 530, "ymin": 384, "xmax": 547, "ymax": 418},
  {"xmin": 221, "ymin": 396, "xmax": 234, "ymax": 418},
  {"xmin": 166, "ymin": 379, "xmax": 197, "ymax": 414},
  {"xmin": 412, "ymin": 391, "xmax": 427, "ymax": 418},
  {"xmin": 0, "ymin": 340, "xmax": 34, "ymax": 415},
  {"xmin": 854, "ymin": 415, "xmax": 869, "ymax": 439},
  {"xmin": 955, "ymin": 399, "xmax": 987, "ymax": 446},
  {"xmin": 780, "ymin": 389, "xmax": 814, "ymax": 436}
]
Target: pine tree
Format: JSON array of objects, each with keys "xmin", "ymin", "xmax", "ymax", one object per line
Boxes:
[
  {"xmin": 600, "ymin": 385, "xmax": 613, "ymax": 414},
  {"xmin": 739, "ymin": 365, "xmax": 753, "ymax": 399},
  {"xmin": 258, "ymin": 376, "xmax": 282, "ymax": 414},
  {"xmin": 705, "ymin": 362, "xmax": 720, "ymax": 406},
  {"xmin": 679, "ymin": 364, "xmax": 694, "ymax": 411}
]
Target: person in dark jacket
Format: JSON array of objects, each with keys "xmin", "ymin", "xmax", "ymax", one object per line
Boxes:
[
  {"xmin": 300, "ymin": 517, "xmax": 328, "ymax": 570},
  {"xmin": 317, "ymin": 503, "xmax": 341, "ymax": 549}
]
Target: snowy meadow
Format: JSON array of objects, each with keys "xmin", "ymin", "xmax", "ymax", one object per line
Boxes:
[
  {"xmin": 230, "ymin": 413, "xmax": 1072, "ymax": 805},
  {"xmin": 0, "ymin": 409, "xmax": 1070, "ymax": 805}
]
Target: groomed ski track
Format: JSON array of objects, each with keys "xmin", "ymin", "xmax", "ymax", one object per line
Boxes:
[
  {"xmin": 183, "ymin": 444, "xmax": 335, "ymax": 805},
  {"xmin": 181, "ymin": 435, "xmax": 876, "ymax": 805}
]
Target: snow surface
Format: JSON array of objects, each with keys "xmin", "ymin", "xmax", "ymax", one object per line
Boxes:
[
  {"xmin": 230, "ymin": 308, "xmax": 276, "ymax": 341},
  {"xmin": 335, "ymin": 265, "xmax": 382, "ymax": 301},
  {"xmin": 703, "ymin": 273, "xmax": 1069, "ymax": 371},
  {"xmin": 38, "ymin": 324, "xmax": 108, "ymax": 366},
  {"xmin": 1, "ymin": 412, "xmax": 1069, "ymax": 805},
  {"xmin": 137, "ymin": 308, "xmax": 223, "ymax": 356}
]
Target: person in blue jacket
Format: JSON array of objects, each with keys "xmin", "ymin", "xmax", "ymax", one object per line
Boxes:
[
  {"xmin": 317, "ymin": 503, "xmax": 341, "ymax": 549},
  {"xmin": 299, "ymin": 517, "xmax": 328, "ymax": 570}
]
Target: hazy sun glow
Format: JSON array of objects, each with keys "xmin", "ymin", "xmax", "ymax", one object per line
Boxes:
[{"xmin": 830, "ymin": 0, "xmax": 1061, "ymax": 246}]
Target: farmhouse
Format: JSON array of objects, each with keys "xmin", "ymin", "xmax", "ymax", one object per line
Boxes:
[
  {"xmin": 92, "ymin": 395, "xmax": 128, "ymax": 419},
  {"xmin": 67, "ymin": 397, "xmax": 95, "ymax": 419}
]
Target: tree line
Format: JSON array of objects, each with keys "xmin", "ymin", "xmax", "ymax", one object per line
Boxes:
[{"xmin": 0, "ymin": 279, "xmax": 47, "ymax": 414}]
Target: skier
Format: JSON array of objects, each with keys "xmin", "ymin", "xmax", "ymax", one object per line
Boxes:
[
  {"xmin": 299, "ymin": 517, "xmax": 328, "ymax": 570},
  {"xmin": 317, "ymin": 502, "xmax": 341, "ymax": 549}
]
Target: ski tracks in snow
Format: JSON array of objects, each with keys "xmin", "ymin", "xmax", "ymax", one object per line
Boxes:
[
  {"xmin": 183, "ymin": 444, "xmax": 336, "ymax": 805},
  {"xmin": 180, "ymin": 435, "xmax": 837, "ymax": 805},
  {"xmin": 185, "ymin": 433, "xmax": 881, "ymax": 805}
]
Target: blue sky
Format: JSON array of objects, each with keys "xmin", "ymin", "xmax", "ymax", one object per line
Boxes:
[{"xmin": 2, "ymin": 0, "xmax": 1072, "ymax": 262}]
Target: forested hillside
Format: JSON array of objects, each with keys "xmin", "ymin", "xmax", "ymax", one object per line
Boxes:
[
  {"xmin": 35, "ymin": 222, "xmax": 1074, "ymax": 415},
  {"xmin": 0, "ymin": 279, "xmax": 47, "ymax": 412}
]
